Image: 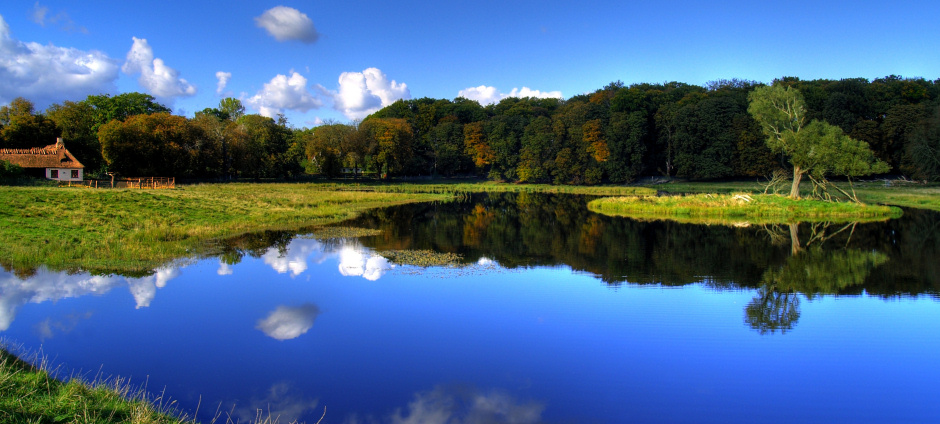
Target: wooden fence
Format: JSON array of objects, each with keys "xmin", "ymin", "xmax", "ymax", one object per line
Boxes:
[{"xmin": 62, "ymin": 177, "xmax": 176, "ymax": 189}]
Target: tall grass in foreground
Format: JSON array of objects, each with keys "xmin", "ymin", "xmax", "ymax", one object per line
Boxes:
[
  {"xmin": 1, "ymin": 344, "xmax": 320, "ymax": 424},
  {"xmin": 588, "ymin": 193, "xmax": 902, "ymax": 224},
  {"xmin": 0, "ymin": 345, "xmax": 189, "ymax": 424}
]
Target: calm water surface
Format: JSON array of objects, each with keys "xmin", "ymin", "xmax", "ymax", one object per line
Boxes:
[{"xmin": 1, "ymin": 193, "xmax": 938, "ymax": 423}]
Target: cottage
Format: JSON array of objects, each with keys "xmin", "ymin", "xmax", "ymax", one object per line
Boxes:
[{"xmin": 0, "ymin": 137, "xmax": 85, "ymax": 181}]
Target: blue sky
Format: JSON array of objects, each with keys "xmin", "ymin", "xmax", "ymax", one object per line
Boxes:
[{"xmin": 1, "ymin": 1, "xmax": 938, "ymax": 127}]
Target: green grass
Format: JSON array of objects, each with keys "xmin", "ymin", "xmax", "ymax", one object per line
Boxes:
[
  {"xmin": 588, "ymin": 193, "xmax": 902, "ymax": 225},
  {"xmin": 0, "ymin": 346, "xmax": 189, "ymax": 424},
  {"xmin": 644, "ymin": 179, "xmax": 940, "ymax": 211}
]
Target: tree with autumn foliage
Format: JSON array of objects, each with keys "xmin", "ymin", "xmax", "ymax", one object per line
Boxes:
[{"xmin": 360, "ymin": 117, "xmax": 413, "ymax": 177}]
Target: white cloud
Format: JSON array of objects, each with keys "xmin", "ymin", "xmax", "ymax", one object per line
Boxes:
[
  {"xmin": 255, "ymin": 6, "xmax": 319, "ymax": 44},
  {"xmin": 122, "ymin": 37, "xmax": 196, "ymax": 101},
  {"xmin": 215, "ymin": 71, "xmax": 231, "ymax": 96},
  {"xmin": 256, "ymin": 303, "xmax": 321, "ymax": 340},
  {"xmin": 0, "ymin": 14, "xmax": 118, "ymax": 106},
  {"xmin": 333, "ymin": 68, "xmax": 410, "ymax": 120},
  {"xmin": 458, "ymin": 85, "xmax": 563, "ymax": 106},
  {"xmin": 246, "ymin": 71, "xmax": 324, "ymax": 118}
]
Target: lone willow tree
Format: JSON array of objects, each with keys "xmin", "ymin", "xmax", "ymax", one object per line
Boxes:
[{"xmin": 748, "ymin": 85, "xmax": 889, "ymax": 199}]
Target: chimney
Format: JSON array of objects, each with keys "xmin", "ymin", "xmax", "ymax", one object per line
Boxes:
[{"xmin": 56, "ymin": 137, "xmax": 64, "ymax": 149}]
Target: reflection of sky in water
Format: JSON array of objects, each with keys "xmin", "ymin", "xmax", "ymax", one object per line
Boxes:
[
  {"xmin": 256, "ymin": 303, "xmax": 321, "ymax": 340},
  {"xmin": 0, "ymin": 238, "xmax": 391, "ymax": 331},
  {"xmin": 1, "ymin": 235, "xmax": 939, "ymax": 423}
]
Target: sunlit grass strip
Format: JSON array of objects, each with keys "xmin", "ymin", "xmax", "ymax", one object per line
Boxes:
[
  {"xmin": 0, "ymin": 346, "xmax": 189, "ymax": 424},
  {"xmin": 588, "ymin": 193, "xmax": 902, "ymax": 224}
]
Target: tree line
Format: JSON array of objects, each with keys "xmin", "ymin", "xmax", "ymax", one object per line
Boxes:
[{"xmin": 2, "ymin": 75, "xmax": 939, "ymax": 182}]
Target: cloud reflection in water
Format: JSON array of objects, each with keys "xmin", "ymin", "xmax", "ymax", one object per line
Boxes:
[
  {"xmin": 126, "ymin": 267, "xmax": 180, "ymax": 308},
  {"xmin": 231, "ymin": 381, "xmax": 320, "ymax": 424},
  {"xmin": 262, "ymin": 238, "xmax": 330, "ymax": 277},
  {"xmin": 338, "ymin": 243, "xmax": 392, "ymax": 281},
  {"xmin": 256, "ymin": 303, "xmax": 321, "ymax": 340},
  {"xmin": 345, "ymin": 385, "xmax": 545, "ymax": 424},
  {"xmin": 0, "ymin": 269, "xmax": 123, "ymax": 331}
]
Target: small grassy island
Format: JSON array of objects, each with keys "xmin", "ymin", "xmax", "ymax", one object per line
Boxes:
[{"xmin": 587, "ymin": 193, "xmax": 903, "ymax": 224}]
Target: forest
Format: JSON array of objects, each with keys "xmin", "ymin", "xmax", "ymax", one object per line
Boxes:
[{"xmin": 2, "ymin": 75, "xmax": 939, "ymax": 183}]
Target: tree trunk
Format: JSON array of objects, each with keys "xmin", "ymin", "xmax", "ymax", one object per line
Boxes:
[{"xmin": 789, "ymin": 166, "xmax": 803, "ymax": 199}]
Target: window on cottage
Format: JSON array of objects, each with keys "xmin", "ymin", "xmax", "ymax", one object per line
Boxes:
[
  {"xmin": 71, "ymin": 170, "xmax": 79, "ymax": 178},
  {"xmin": 50, "ymin": 170, "xmax": 59, "ymax": 178}
]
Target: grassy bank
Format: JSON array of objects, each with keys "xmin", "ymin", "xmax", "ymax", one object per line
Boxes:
[
  {"xmin": 0, "ymin": 183, "xmax": 450, "ymax": 275},
  {"xmin": 644, "ymin": 179, "xmax": 940, "ymax": 211},
  {"xmin": 0, "ymin": 346, "xmax": 187, "ymax": 424},
  {"xmin": 588, "ymin": 193, "xmax": 902, "ymax": 224}
]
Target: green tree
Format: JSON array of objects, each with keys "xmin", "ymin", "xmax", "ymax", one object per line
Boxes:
[
  {"xmin": 304, "ymin": 121, "xmax": 354, "ymax": 177},
  {"xmin": 84, "ymin": 93, "xmax": 170, "ymax": 131},
  {"xmin": 905, "ymin": 104, "xmax": 940, "ymax": 180},
  {"xmin": 46, "ymin": 100, "xmax": 104, "ymax": 173},
  {"xmin": 517, "ymin": 116, "xmax": 555, "ymax": 182},
  {"xmin": 98, "ymin": 113, "xmax": 204, "ymax": 177},
  {"xmin": 605, "ymin": 111, "xmax": 647, "ymax": 183},
  {"xmin": 427, "ymin": 117, "xmax": 467, "ymax": 176},
  {"xmin": 235, "ymin": 114, "xmax": 295, "ymax": 179},
  {"xmin": 748, "ymin": 85, "xmax": 887, "ymax": 198},
  {"xmin": 218, "ymin": 98, "xmax": 245, "ymax": 122},
  {"xmin": 0, "ymin": 98, "xmax": 59, "ymax": 149},
  {"xmin": 360, "ymin": 118, "xmax": 413, "ymax": 177}
]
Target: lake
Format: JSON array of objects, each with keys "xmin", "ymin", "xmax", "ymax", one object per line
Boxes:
[{"xmin": 1, "ymin": 192, "xmax": 938, "ymax": 423}]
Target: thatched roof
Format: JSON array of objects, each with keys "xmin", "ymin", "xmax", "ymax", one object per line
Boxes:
[{"xmin": 0, "ymin": 140, "xmax": 84, "ymax": 169}]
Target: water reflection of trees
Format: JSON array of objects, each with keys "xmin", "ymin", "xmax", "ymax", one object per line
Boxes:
[
  {"xmin": 343, "ymin": 193, "xmax": 938, "ymax": 298},
  {"xmin": 339, "ymin": 192, "xmax": 940, "ymax": 335}
]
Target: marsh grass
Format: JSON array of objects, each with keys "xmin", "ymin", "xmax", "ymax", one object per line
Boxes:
[
  {"xmin": 378, "ymin": 249, "xmax": 464, "ymax": 267},
  {"xmin": 588, "ymin": 193, "xmax": 902, "ymax": 224}
]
